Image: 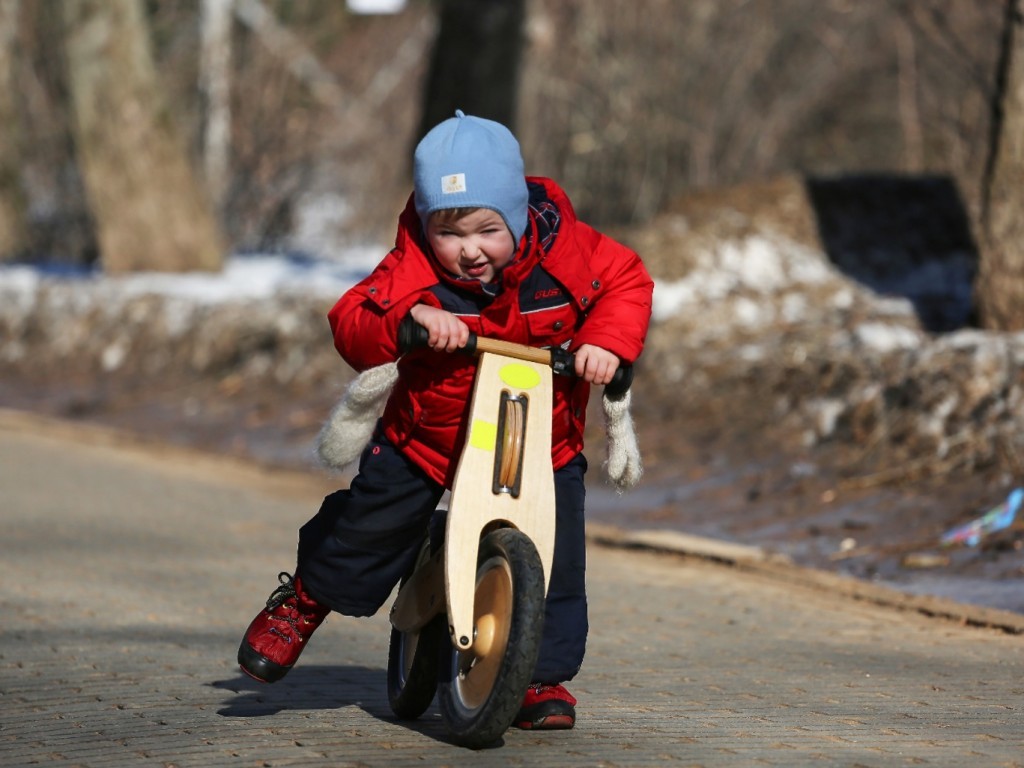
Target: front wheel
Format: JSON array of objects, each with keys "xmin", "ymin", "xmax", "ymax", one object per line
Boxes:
[{"xmin": 437, "ymin": 528, "xmax": 545, "ymax": 749}]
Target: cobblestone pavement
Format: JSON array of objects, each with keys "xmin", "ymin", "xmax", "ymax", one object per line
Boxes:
[{"xmin": 2, "ymin": 415, "xmax": 1023, "ymax": 767}]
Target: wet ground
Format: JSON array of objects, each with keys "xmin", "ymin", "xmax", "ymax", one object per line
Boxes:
[
  {"xmin": 4, "ymin": 370, "xmax": 1023, "ymax": 616},
  {"xmin": 592, "ymin": 460, "xmax": 1024, "ymax": 615},
  {"xmin": 626, "ymin": 396, "xmax": 1024, "ymax": 615}
]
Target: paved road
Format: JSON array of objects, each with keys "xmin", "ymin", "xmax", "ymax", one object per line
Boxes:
[{"xmin": 2, "ymin": 414, "xmax": 1023, "ymax": 767}]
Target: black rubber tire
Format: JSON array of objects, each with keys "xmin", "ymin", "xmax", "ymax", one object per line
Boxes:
[
  {"xmin": 437, "ymin": 528, "xmax": 545, "ymax": 749},
  {"xmin": 387, "ymin": 541, "xmax": 441, "ymax": 720},
  {"xmin": 387, "ymin": 616, "xmax": 442, "ymax": 719}
]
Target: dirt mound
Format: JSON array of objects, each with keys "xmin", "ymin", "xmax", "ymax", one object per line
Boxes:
[{"xmin": 627, "ymin": 176, "xmax": 1018, "ymax": 482}]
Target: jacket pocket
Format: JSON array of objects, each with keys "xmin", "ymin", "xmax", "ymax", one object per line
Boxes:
[{"xmin": 523, "ymin": 303, "xmax": 578, "ymax": 348}]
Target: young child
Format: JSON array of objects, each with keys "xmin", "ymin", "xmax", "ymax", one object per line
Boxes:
[{"xmin": 238, "ymin": 110, "xmax": 654, "ymax": 730}]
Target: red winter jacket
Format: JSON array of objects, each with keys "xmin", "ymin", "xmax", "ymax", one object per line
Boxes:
[{"xmin": 327, "ymin": 177, "xmax": 653, "ymax": 486}]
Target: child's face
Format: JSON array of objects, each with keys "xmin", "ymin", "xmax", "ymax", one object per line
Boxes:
[{"xmin": 425, "ymin": 208, "xmax": 517, "ymax": 284}]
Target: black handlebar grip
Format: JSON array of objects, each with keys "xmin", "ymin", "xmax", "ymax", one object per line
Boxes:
[
  {"xmin": 397, "ymin": 315, "xmax": 430, "ymax": 352},
  {"xmin": 604, "ymin": 364, "xmax": 633, "ymax": 402},
  {"xmin": 397, "ymin": 315, "xmax": 478, "ymax": 355}
]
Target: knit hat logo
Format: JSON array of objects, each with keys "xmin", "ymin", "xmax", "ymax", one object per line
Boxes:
[
  {"xmin": 442, "ymin": 173, "xmax": 467, "ymax": 194},
  {"xmin": 414, "ymin": 110, "xmax": 529, "ymax": 242}
]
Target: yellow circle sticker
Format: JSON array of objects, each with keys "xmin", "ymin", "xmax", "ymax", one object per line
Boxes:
[{"xmin": 499, "ymin": 363, "xmax": 541, "ymax": 390}]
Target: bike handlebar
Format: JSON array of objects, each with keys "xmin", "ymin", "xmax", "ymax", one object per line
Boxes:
[{"xmin": 398, "ymin": 316, "xmax": 633, "ymax": 401}]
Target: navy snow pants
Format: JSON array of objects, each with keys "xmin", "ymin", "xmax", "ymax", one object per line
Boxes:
[{"xmin": 296, "ymin": 429, "xmax": 589, "ymax": 684}]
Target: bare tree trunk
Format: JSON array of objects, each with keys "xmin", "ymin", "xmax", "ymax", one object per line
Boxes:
[
  {"xmin": 977, "ymin": 0, "xmax": 1024, "ymax": 330},
  {"xmin": 200, "ymin": 0, "xmax": 233, "ymax": 213},
  {"xmin": 417, "ymin": 0, "xmax": 525, "ymax": 139},
  {"xmin": 63, "ymin": 0, "xmax": 223, "ymax": 273},
  {"xmin": 0, "ymin": 0, "xmax": 25, "ymax": 261},
  {"xmin": 895, "ymin": 15, "xmax": 923, "ymax": 172}
]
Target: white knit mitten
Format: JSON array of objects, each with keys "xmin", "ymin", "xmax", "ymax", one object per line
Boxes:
[
  {"xmin": 602, "ymin": 389, "xmax": 643, "ymax": 491},
  {"xmin": 317, "ymin": 362, "xmax": 399, "ymax": 469}
]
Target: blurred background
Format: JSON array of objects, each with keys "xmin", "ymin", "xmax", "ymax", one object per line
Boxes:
[
  {"xmin": 0, "ymin": 1, "xmax": 1017, "ymax": 321},
  {"xmin": 4, "ymin": 0, "xmax": 1024, "ymax": 605}
]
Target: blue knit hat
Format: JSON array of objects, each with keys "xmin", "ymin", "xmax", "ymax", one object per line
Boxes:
[{"xmin": 414, "ymin": 110, "xmax": 529, "ymax": 242}]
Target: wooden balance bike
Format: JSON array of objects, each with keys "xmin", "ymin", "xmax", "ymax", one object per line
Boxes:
[{"xmin": 385, "ymin": 318, "xmax": 631, "ymax": 748}]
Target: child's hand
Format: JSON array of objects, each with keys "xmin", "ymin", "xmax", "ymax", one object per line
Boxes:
[
  {"xmin": 574, "ymin": 344, "xmax": 620, "ymax": 385},
  {"xmin": 408, "ymin": 304, "xmax": 471, "ymax": 353}
]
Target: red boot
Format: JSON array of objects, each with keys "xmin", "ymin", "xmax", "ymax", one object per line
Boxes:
[
  {"xmin": 514, "ymin": 683, "xmax": 577, "ymax": 730},
  {"xmin": 237, "ymin": 572, "xmax": 330, "ymax": 682}
]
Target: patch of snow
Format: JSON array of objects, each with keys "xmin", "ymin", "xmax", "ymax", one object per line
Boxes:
[
  {"xmin": 0, "ymin": 266, "xmax": 42, "ymax": 315},
  {"xmin": 942, "ymin": 329, "xmax": 1006, "ymax": 351},
  {"xmin": 785, "ymin": 243, "xmax": 835, "ymax": 285},
  {"xmin": 102, "ymin": 340, "xmax": 129, "ymax": 372},
  {"xmin": 0, "ymin": 250, "xmax": 387, "ymax": 307},
  {"xmin": 780, "ymin": 293, "xmax": 809, "ymax": 324},
  {"xmin": 737, "ymin": 344, "xmax": 767, "ymax": 362},
  {"xmin": 829, "ymin": 287, "xmax": 855, "ymax": 310},
  {"xmin": 917, "ymin": 395, "xmax": 959, "ymax": 443},
  {"xmin": 346, "ymin": 0, "xmax": 406, "ymax": 13},
  {"xmin": 650, "ymin": 234, "xmax": 836, "ymax": 322},
  {"xmin": 806, "ymin": 398, "xmax": 846, "ymax": 438},
  {"xmin": 733, "ymin": 296, "xmax": 770, "ymax": 328},
  {"xmin": 718, "ymin": 237, "xmax": 788, "ymax": 292},
  {"xmin": 160, "ymin": 297, "xmax": 200, "ymax": 338},
  {"xmin": 722, "ymin": 235, "xmax": 833, "ymax": 291},
  {"xmin": 0, "ymin": 265, "xmax": 41, "ymax": 292},
  {"xmin": 651, "ymin": 280, "xmax": 698, "ymax": 321},
  {"xmin": 111, "ymin": 255, "xmax": 360, "ymax": 304},
  {"xmin": 870, "ymin": 295, "xmax": 917, "ymax": 318},
  {"xmin": 854, "ymin": 322, "xmax": 922, "ymax": 353},
  {"xmin": 789, "ymin": 461, "xmax": 818, "ymax": 478}
]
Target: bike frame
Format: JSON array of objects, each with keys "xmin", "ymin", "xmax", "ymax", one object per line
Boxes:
[
  {"xmin": 388, "ymin": 344, "xmax": 557, "ymax": 651},
  {"xmin": 444, "ymin": 350, "xmax": 556, "ymax": 650}
]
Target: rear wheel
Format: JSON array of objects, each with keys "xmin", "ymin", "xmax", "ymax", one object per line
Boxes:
[
  {"xmin": 437, "ymin": 528, "xmax": 545, "ymax": 749},
  {"xmin": 387, "ymin": 541, "xmax": 441, "ymax": 719},
  {"xmin": 387, "ymin": 616, "xmax": 442, "ymax": 719}
]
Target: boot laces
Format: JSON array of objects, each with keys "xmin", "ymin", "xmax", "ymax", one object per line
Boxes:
[
  {"xmin": 262, "ymin": 574, "xmax": 301, "ymax": 643},
  {"xmin": 264, "ymin": 572, "xmax": 324, "ymax": 641},
  {"xmin": 266, "ymin": 572, "xmax": 298, "ymax": 610}
]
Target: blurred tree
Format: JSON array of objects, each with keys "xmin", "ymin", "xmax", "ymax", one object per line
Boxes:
[
  {"xmin": 200, "ymin": 0, "xmax": 233, "ymax": 213},
  {"xmin": 977, "ymin": 0, "xmax": 1024, "ymax": 330},
  {"xmin": 417, "ymin": 0, "xmax": 525, "ymax": 139},
  {"xmin": 0, "ymin": 0, "xmax": 26, "ymax": 261},
  {"xmin": 62, "ymin": 0, "xmax": 224, "ymax": 273}
]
